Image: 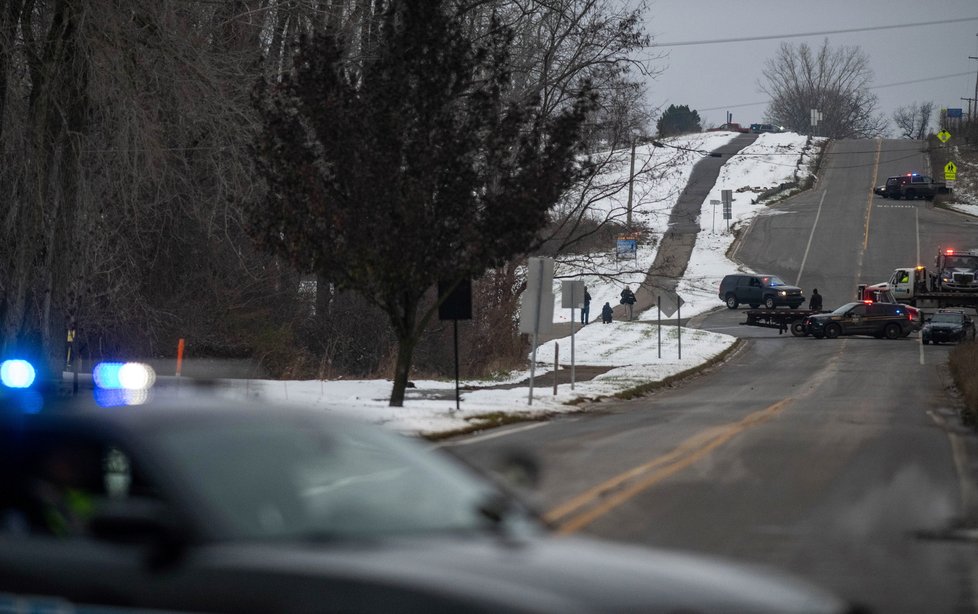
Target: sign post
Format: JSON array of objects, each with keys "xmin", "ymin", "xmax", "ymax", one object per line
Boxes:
[
  {"xmin": 710, "ymin": 199, "xmax": 720, "ymax": 233},
  {"xmin": 560, "ymin": 280, "xmax": 586, "ymax": 389},
  {"xmin": 519, "ymin": 257, "xmax": 555, "ymax": 405},
  {"xmin": 721, "ymin": 190, "xmax": 732, "ymax": 231}
]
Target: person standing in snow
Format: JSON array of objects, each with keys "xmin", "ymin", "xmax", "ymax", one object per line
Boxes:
[
  {"xmin": 582, "ymin": 289, "xmax": 591, "ymax": 324},
  {"xmin": 619, "ymin": 286, "xmax": 636, "ymax": 320}
]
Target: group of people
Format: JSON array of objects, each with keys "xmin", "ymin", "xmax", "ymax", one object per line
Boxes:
[{"xmin": 581, "ymin": 286, "xmax": 637, "ymax": 325}]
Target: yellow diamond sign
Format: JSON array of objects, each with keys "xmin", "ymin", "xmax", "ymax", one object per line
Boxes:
[
  {"xmin": 937, "ymin": 130, "xmax": 951, "ymax": 143},
  {"xmin": 944, "ymin": 161, "xmax": 957, "ymax": 181}
]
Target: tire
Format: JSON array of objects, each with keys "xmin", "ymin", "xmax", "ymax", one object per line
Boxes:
[
  {"xmin": 749, "ymin": 303, "xmax": 760, "ymax": 309},
  {"xmin": 883, "ymin": 323, "xmax": 901, "ymax": 339},
  {"xmin": 922, "ymin": 339, "xmax": 929, "ymax": 345},
  {"xmin": 764, "ymin": 296, "xmax": 776, "ymax": 309},
  {"xmin": 725, "ymin": 294, "xmax": 738, "ymax": 309},
  {"xmin": 824, "ymin": 323, "xmax": 842, "ymax": 339},
  {"xmin": 790, "ymin": 321, "xmax": 807, "ymax": 337}
]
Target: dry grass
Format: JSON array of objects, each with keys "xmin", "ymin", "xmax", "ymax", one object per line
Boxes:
[{"xmin": 949, "ymin": 341, "xmax": 978, "ymax": 427}]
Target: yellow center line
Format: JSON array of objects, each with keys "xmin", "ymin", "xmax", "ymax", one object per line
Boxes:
[{"xmin": 545, "ymin": 398, "xmax": 793, "ymax": 534}]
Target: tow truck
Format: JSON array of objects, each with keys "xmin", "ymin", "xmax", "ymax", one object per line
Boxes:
[{"xmin": 869, "ymin": 249, "xmax": 978, "ymax": 309}]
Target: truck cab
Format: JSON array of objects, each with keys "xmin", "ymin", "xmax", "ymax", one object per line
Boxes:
[
  {"xmin": 935, "ymin": 248, "xmax": 978, "ymax": 291},
  {"xmin": 886, "ymin": 267, "xmax": 927, "ymax": 301}
]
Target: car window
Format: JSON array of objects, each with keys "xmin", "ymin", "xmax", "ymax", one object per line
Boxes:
[
  {"xmin": 762, "ymin": 276, "xmax": 786, "ymax": 287},
  {"xmin": 931, "ymin": 313, "xmax": 964, "ymax": 324},
  {"xmin": 1, "ymin": 432, "xmax": 159, "ymax": 538},
  {"xmin": 847, "ymin": 304, "xmax": 868, "ymax": 316},
  {"xmin": 152, "ymin": 415, "xmax": 525, "ymax": 541}
]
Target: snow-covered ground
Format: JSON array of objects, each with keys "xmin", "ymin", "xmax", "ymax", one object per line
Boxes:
[{"xmin": 187, "ymin": 131, "xmax": 833, "ymax": 437}]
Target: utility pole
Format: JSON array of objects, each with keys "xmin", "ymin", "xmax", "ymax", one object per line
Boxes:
[
  {"xmin": 964, "ymin": 97, "xmax": 977, "ymax": 122},
  {"xmin": 971, "ymin": 33, "xmax": 978, "ymax": 121}
]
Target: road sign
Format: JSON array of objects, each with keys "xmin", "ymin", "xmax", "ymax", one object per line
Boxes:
[
  {"xmin": 519, "ymin": 257, "xmax": 554, "ymax": 334},
  {"xmin": 947, "ymin": 108, "xmax": 963, "ymax": 119},
  {"xmin": 657, "ymin": 292, "xmax": 685, "ymax": 318},
  {"xmin": 937, "ymin": 130, "xmax": 951, "ymax": 143},
  {"xmin": 560, "ymin": 280, "xmax": 586, "ymax": 308},
  {"xmin": 945, "ymin": 161, "xmax": 957, "ymax": 181}
]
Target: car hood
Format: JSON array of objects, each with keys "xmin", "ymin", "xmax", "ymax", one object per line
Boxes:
[
  {"xmin": 924, "ymin": 323, "xmax": 963, "ymax": 332},
  {"xmin": 198, "ymin": 535, "xmax": 849, "ymax": 613}
]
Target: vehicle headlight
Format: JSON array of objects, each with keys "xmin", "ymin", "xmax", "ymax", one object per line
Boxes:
[{"xmin": 778, "ymin": 290, "xmax": 786, "ymax": 296}]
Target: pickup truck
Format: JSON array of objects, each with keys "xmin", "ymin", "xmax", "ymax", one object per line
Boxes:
[
  {"xmin": 873, "ymin": 173, "xmax": 951, "ymax": 200},
  {"xmin": 706, "ymin": 123, "xmax": 750, "ymax": 133}
]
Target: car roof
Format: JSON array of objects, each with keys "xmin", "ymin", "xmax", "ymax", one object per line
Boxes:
[{"xmin": 0, "ymin": 385, "xmax": 352, "ymax": 436}]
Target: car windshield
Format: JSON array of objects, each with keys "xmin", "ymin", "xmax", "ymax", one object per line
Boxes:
[
  {"xmin": 931, "ymin": 313, "xmax": 965, "ymax": 324},
  {"xmin": 151, "ymin": 413, "xmax": 533, "ymax": 541},
  {"xmin": 762, "ymin": 276, "xmax": 787, "ymax": 287},
  {"xmin": 944, "ymin": 256, "xmax": 978, "ymax": 269},
  {"xmin": 831, "ymin": 302, "xmax": 862, "ymax": 315}
]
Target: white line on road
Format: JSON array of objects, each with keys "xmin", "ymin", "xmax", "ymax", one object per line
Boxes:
[
  {"xmin": 437, "ymin": 420, "xmax": 551, "ymax": 447},
  {"xmin": 794, "ymin": 190, "xmax": 827, "ymax": 287}
]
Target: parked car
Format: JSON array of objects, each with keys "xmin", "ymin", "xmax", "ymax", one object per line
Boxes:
[
  {"xmin": 750, "ymin": 123, "xmax": 782, "ymax": 134},
  {"xmin": 803, "ymin": 301, "xmax": 918, "ymax": 339},
  {"xmin": 719, "ymin": 273, "xmax": 806, "ymax": 309},
  {"xmin": 921, "ymin": 309, "xmax": 976, "ymax": 344},
  {"xmin": 0, "ymin": 371, "xmax": 855, "ymax": 614}
]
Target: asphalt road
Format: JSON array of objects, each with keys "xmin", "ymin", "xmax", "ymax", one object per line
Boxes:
[{"xmin": 446, "ymin": 139, "xmax": 978, "ymax": 613}]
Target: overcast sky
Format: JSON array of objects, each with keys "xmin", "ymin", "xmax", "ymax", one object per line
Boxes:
[{"xmin": 642, "ymin": 0, "xmax": 978, "ymax": 136}]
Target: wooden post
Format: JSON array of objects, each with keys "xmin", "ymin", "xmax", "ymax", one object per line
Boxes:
[{"xmin": 553, "ymin": 342, "xmax": 559, "ymax": 395}]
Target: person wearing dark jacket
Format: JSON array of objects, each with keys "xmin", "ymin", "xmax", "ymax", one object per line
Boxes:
[
  {"xmin": 582, "ymin": 289, "xmax": 591, "ymax": 324},
  {"xmin": 809, "ymin": 289, "xmax": 823, "ymax": 311},
  {"xmin": 601, "ymin": 302, "xmax": 613, "ymax": 324},
  {"xmin": 620, "ymin": 286, "xmax": 637, "ymax": 320}
]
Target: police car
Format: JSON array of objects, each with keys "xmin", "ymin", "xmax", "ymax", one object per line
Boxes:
[{"xmin": 0, "ymin": 360, "xmax": 857, "ymax": 613}]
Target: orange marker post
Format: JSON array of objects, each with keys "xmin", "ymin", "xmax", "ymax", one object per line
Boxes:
[{"xmin": 176, "ymin": 338, "xmax": 185, "ymax": 377}]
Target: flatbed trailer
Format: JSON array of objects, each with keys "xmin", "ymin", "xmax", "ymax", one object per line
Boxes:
[
  {"xmin": 903, "ymin": 292, "xmax": 978, "ymax": 310},
  {"xmin": 742, "ymin": 309, "xmax": 824, "ymax": 337}
]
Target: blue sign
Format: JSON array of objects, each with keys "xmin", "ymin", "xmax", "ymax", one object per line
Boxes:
[
  {"xmin": 616, "ymin": 239, "xmax": 637, "ymax": 257},
  {"xmin": 947, "ymin": 108, "xmax": 963, "ymax": 118}
]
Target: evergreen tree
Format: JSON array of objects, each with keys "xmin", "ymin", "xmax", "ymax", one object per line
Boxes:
[
  {"xmin": 251, "ymin": 0, "xmax": 594, "ymax": 406},
  {"xmin": 656, "ymin": 105, "xmax": 701, "ymax": 136}
]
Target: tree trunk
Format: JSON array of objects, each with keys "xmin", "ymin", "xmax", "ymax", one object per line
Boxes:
[{"xmin": 389, "ymin": 330, "xmax": 416, "ymax": 407}]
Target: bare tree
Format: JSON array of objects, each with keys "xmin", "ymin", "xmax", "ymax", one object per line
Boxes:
[
  {"xmin": 892, "ymin": 101, "xmax": 934, "ymax": 140},
  {"xmin": 759, "ymin": 39, "xmax": 886, "ymax": 139}
]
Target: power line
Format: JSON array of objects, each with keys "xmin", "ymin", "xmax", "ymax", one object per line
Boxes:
[
  {"xmin": 655, "ymin": 17, "xmax": 978, "ymax": 47},
  {"xmin": 695, "ymin": 71, "xmax": 976, "ymax": 113}
]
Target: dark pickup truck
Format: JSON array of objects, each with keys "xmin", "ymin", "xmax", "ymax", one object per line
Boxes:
[{"xmin": 873, "ymin": 173, "xmax": 951, "ymax": 200}]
